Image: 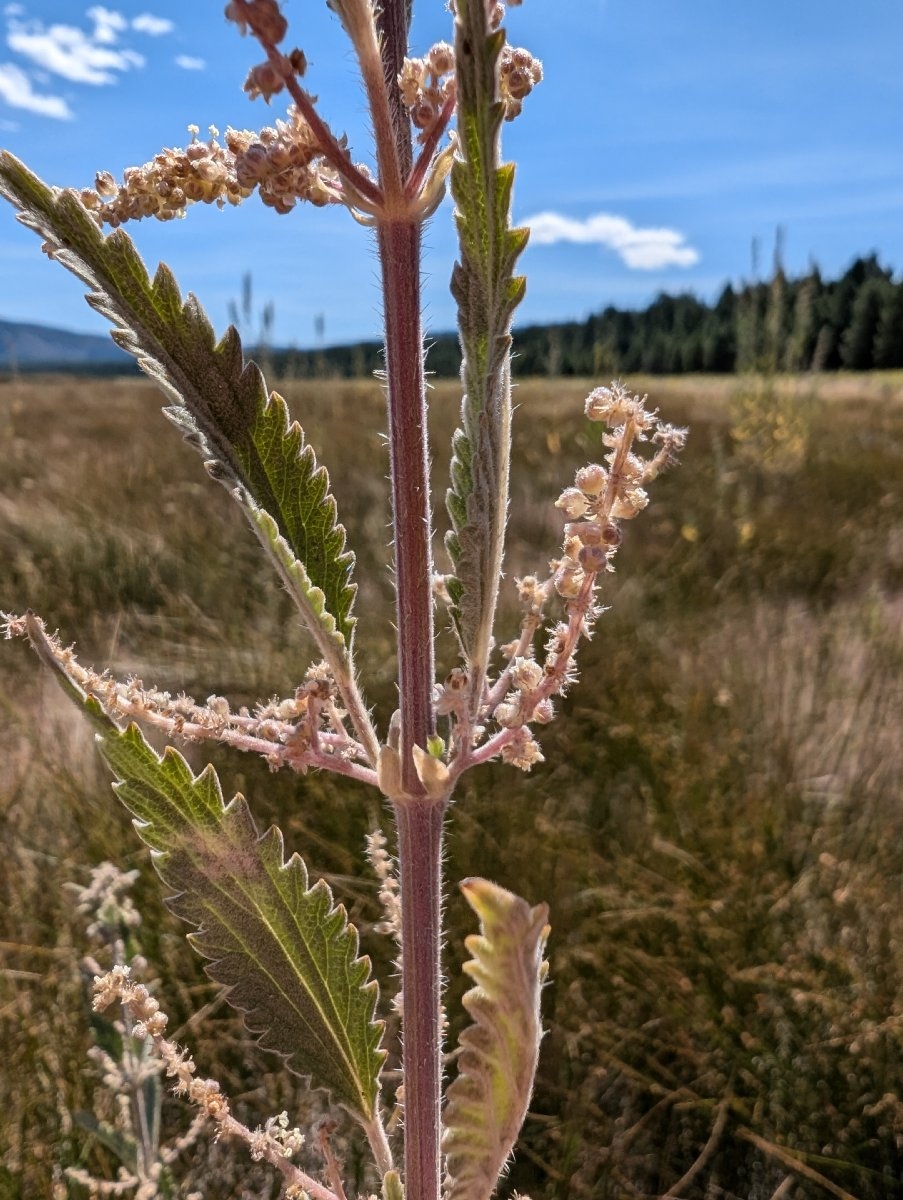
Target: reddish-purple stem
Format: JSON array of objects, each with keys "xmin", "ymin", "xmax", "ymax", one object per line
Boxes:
[
  {"xmin": 379, "ymin": 211, "xmax": 445, "ymax": 1200},
  {"xmin": 378, "ymin": 219, "xmax": 436, "ymax": 780},
  {"xmin": 374, "ymin": 10, "xmax": 446, "ymax": 1200},
  {"xmin": 393, "ymin": 796, "xmax": 446, "ymax": 1200}
]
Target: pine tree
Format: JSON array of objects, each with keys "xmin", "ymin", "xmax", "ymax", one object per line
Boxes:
[
  {"xmin": 841, "ymin": 277, "xmax": 891, "ymax": 370},
  {"xmin": 873, "ymin": 281, "xmax": 903, "ymax": 368}
]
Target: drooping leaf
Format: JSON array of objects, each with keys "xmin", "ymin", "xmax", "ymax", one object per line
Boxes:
[
  {"xmin": 23, "ymin": 614, "xmax": 385, "ymax": 1119},
  {"xmin": 0, "ymin": 152, "xmax": 356, "ymax": 654},
  {"xmin": 442, "ymin": 878, "xmax": 549, "ymax": 1200},
  {"xmin": 445, "ymin": 1, "xmax": 528, "ymax": 691},
  {"xmin": 101, "ymin": 712, "xmax": 384, "ymax": 1118}
]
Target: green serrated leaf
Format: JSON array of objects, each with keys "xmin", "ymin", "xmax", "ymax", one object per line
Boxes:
[
  {"xmin": 84, "ymin": 698, "xmax": 385, "ymax": 1119},
  {"xmin": 445, "ymin": 0, "xmax": 528, "ymax": 690},
  {"xmin": 442, "ymin": 878, "xmax": 549, "ymax": 1200},
  {"xmin": 0, "ymin": 153, "xmax": 356, "ymax": 655}
]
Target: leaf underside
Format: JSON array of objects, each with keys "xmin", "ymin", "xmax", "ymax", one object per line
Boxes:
[
  {"xmin": 445, "ymin": 0, "xmax": 528, "ymax": 675},
  {"xmin": 0, "ymin": 152, "xmax": 356, "ymax": 653},
  {"xmin": 442, "ymin": 878, "xmax": 550, "ymax": 1200}
]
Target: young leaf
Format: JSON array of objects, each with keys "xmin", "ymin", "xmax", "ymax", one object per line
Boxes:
[
  {"xmin": 445, "ymin": 0, "xmax": 528, "ymax": 695},
  {"xmin": 23, "ymin": 613, "xmax": 385, "ymax": 1120},
  {"xmin": 0, "ymin": 153, "xmax": 356, "ymax": 657},
  {"xmin": 442, "ymin": 878, "xmax": 550, "ymax": 1200}
]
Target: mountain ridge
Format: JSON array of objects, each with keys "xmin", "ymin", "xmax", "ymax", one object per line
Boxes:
[{"xmin": 0, "ymin": 317, "xmax": 131, "ymax": 368}]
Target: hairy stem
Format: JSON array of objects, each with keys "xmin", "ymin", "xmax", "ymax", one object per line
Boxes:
[
  {"xmin": 371, "ymin": 9, "xmax": 444, "ymax": 1200},
  {"xmin": 393, "ymin": 795, "xmax": 447, "ymax": 1200},
  {"xmin": 378, "ymin": 218, "xmax": 435, "ymax": 783},
  {"xmin": 378, "ymin": 213, "xmax": 444, "ymax": 1200},
  {"xmin": 375, "ymin": 0, "xmax": 414, "ymax": 179}
]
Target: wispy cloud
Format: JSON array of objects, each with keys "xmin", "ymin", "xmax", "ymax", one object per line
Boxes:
[
  {"xmin": 175, "ymin": 54, "xmax": 204, "ymax": 71},
  {"xmin": 87, "ymin": 6, "xmax": 126, "ymax": 45},
  {"xmin": 132, "ymin": 14, "xmax": 174, "ymax": 36},
  {"xmin": 523, "ymin": 211, "xmax": 700, "ymax": 270},
  {"xmin": 5, "ymin": 8, "xmax": 143, "ymax": 86},
  {"xmin": 0, "ymin": 61, "xmax": 71, "ymax": 118}
]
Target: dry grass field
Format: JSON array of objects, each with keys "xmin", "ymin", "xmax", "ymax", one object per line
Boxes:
[{"xmin": 1, "ymin": 370, "xmax": 902, "ymax": 1199}]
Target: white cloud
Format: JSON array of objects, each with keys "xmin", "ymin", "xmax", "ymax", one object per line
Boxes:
[
  {"xmin": 6, "ymin": 15, "xmax": 143, "ymax": 84},
  {"xmin": 0, "ymin": 61, "xmax": 71, "ymax": 117},
  {"xmin": 174, "ymin": 54, "xmax": 204, "ymax": 70},
  {"xmin": 133, "ymin": 14, "xmax": 174, "ymax": 36},
  {"xmin": 523, "ymin": 211, "xmax": 700, "ymax": 270},
  {"xmin": 87, "ymin": 6, "xmax": 127, "ymax": 45}
]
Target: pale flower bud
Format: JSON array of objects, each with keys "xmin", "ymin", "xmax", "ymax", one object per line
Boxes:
[
  {"xmin": 553, "ymin": 566, "xmax": 584, "ymax": 598},
  {"xmin": 411, "ymin": 100, "xmax": 438, "ymax": 130},
  {"xmin": 574, "ymin": 463, "xmax": 607, "ymax": 496},
  {"xmin": 611, "ymin": 488, "xmax": 649, "ymax": 519},
  {"xmin": 244, "ymin": 60, "xmax": 286, "ymax": 102},
  {"xmin": 555, "ymin": 487, "xmax": 589, "ymax": 519},
  {"xmin": 427, "ymin": 41, "xmax": 454, "ymax": 75},
  {"xmin": 510, "ymin": 657, "xmax": 544, "ymax": 692},
  {"xmin": 578, "ymin": 544, "xmax": 609, "ymax": 574},
  {"xmin": 494, "ymin": 699, "xmax": 521, "ymax": 728},
  {"xmin": 94, "ymin": 170, "xmax": 117, "ymax": 197}
]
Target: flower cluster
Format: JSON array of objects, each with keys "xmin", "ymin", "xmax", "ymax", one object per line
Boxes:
[
  {"xmin": 3, "ymin": 614, "xmax": 375, "ymax": 784},
  {"xmin": 243, "ymin": 47, "xmax": 308, "ymax": 104},
  {"xmin": 227, "ymin": 109, "xmax": 344, "ymax": 211},
  {"xmin": 93, "ymin": 964, "xmax": 170, "ymax": 1041},
  {"xmin": 459, "ymin": 383, "xmax": 685, "ymax": 775},
  {"xmin": 79, "ymin": 116, "xmax": 343, "ymax": 227},
  {"xmin": 91, "ymin": 965, "xmax": 332, "ymax": 1195},
  {"xmin": 399, "ymin": 43, "xmax": 456, "ymax": 140},
  {"xmin": 365, "ymin": 829, "xmax": 402, "ymax": 942},
  {"xmin": 498, "ymin": 44, "xmax": 543, "ymax": 119},
  {"xmin": 249, "ymin": 1112, "xmax": 305, "ymax": 1162},
  {"xmin": 547, "ymin": 383, "xmax": 685, "ymax": 609},
  {"xmin": 67, "ymin": 861, "xmax": 142, "ymax": 944},
  {"xmin": 81, "ymin": 126, "xmax": 252, "ymax": 226}
]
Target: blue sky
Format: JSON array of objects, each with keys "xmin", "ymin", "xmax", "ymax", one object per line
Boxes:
[{"xmin": 0, "ymin": 0, "xmax": 901, "ymax": 348}]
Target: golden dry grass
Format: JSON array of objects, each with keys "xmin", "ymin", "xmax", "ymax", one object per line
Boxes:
[{"xmin": 1, "ymin": 370, "xmax": 902, "ymax": 1199}]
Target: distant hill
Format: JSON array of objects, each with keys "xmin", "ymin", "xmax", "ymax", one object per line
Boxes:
[{"xmin": 0, "ymin": 318, "xmax": 132, "ymax": 371}]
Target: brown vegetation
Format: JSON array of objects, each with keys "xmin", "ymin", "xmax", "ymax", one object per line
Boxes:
[{"xmin": 1, "ymin": 371, "xmax": 902, "ymax": 1198}]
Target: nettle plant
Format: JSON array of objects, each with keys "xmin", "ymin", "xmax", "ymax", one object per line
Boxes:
[{"xmin": 0, "ymin": 2, "xmax": 685, "ymax": 1198}]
